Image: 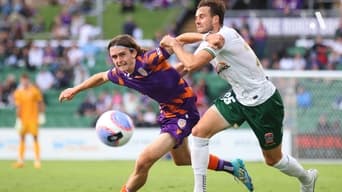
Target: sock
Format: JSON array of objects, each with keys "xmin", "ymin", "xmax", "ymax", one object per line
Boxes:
[
  {"xmin": 208, "ymin": 154, "xmax": 234, "ymax": 174},
  {"xmin": 18, "ymin": 141, "xmax": 25, "ymax": 163},
  {"xmin": 34, "ymin": 140, "xmax": 40, "ymax": 163},
  {"xmin": 120, "ymin": 184, "xmax": 130, "ymax": 192},
  {"xmin": 273, "ymin": 154, "xmax": 310, "ymax": 184},
  {"xmin": 191, "ymin": 136, "xmax": 209, "ymax": 192}
]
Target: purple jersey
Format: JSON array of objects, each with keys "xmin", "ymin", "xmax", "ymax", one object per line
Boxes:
[{"xmin": 107, "ymin": 47, "xmax": 199, "ymax": 120}]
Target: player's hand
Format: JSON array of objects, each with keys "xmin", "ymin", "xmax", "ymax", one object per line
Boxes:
[
  {"xmin": 59, "ymin": 88, "xmax": 76, "ymax": 103},
  {"xmin": 14, "ymin": 117, "xmax": 22, "ymax": 132},
  {"xmin": 160, "ymin": 35, "xmax": 179, "ymax": 48},
  {"xmin": 206, "ymin": 33, "xmax": 224, "ymax": 50},
  {"xmin": 38, "ymin": 113, "xmax": 46, "ymax": 125}
]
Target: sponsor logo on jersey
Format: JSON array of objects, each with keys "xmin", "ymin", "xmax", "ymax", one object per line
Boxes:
[
  {"xmin": 264, "ymin": 132, "xmax": 275, "ymax": 145},
  {"xmin": 216, "ymin": 62, "xmax": 230, "ymax": 74},
  {"xmin": 138, "ymin": 67, "xmax": 148, "ymax": 76}
]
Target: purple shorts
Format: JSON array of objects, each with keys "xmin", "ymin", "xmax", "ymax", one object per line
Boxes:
[{"xmin": 159, "ymin": 113, "xmax": 200, "ymax": 148}]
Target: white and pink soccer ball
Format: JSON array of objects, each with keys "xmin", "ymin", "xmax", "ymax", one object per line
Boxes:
[{"xmin": 95, "ymin": 110, "xmax": 134, "ymax": 147}]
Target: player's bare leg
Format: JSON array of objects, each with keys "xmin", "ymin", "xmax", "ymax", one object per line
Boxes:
[
  {"xmin": 13, "ymin": 135, "xmax": 25, "ymax": 168},
  {"xmin": 33, "ymin": 135, "xmax": 41, "ymax": 169},
  {"xmin": 263, "ymin": 145, "xmax": 318, "ymax": 192},
  {"xmin": 169, "ymin": 138, "xmax": 191, "ymax": 165},
  {"xmin": 123, "ymin": 133, "xmax": 175, "ymax": 192}
]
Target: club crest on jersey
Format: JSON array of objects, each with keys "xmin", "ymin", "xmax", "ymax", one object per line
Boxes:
[
  {"xmin": 216, "ymin": 62, "xmax": 230, "ymax": 74},
  {"xmin": 264, "ymin": 132, "xmax": 275, "ymax": 146},
  {"xmin": 177, "ymin": 119, "xmax": 187, "ymax": 129},
  {"xmin": 156, "ymin": 47, "xmax": 162, "ymax": 56},
  {"xmin": 138, "ymin": 67, "xmax": 148, "ymax": 76}
]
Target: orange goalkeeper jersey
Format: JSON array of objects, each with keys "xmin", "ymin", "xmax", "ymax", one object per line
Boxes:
[{"xmin": 14, "ymin": 84, "xmax": 43, "ymax": 125}]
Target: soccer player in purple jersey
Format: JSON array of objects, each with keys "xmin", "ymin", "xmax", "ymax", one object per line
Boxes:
[{"xmin": 59, "ymin": 34, "xmax": 253, "ymax": 192}]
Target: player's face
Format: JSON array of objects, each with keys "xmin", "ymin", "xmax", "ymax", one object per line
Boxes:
[
  {"xmin": 109, "ymin": 46, "xmax": 136, "ymax": 73},
  {"xmin": 195, "ymin": 6, "xmax": 214, "ymax": 33},
  {"xmin": 20, "ymin": 77, "xmax": 30, "ymax": 88}
]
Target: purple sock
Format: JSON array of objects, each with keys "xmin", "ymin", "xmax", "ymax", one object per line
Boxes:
[{"xmin": 217, "ymin": 159, "xmax": 234, "ymax": 174}]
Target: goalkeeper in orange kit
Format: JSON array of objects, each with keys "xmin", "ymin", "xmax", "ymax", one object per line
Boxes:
[{"xmin": 13, "ymin": 73, "xmax": 45, "ymax": 168}]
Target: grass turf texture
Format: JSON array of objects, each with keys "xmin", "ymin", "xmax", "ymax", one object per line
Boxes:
[{"xmin": 0, "ymin": 160, "xmax": 341, "ymax": 192}]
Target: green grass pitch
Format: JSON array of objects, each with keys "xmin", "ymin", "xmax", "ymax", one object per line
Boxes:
[{"xmin": 1, "ymin": 160, "xmax": 341, "ymax": 192}]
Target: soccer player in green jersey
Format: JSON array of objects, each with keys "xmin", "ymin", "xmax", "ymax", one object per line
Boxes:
[{"xmin": 160, "ymin": 0, "xmax": 318, "ymax": 192}]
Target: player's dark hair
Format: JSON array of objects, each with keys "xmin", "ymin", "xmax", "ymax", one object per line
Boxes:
[
  {"xmin": 198, "ymin": 0, "xmax": 226, "ymax": 26},
  {"xmin": 107, "ymin": 34, "xmax": 146, "ymax": 55},
  {"xmin": 21, "ymin": 73, "xmax": 29, "ymax": 79}
]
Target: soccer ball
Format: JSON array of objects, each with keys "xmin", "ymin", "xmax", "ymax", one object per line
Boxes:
[{"xmin": 95, "ymin": 110, "xmax": 134, "ymax": 147}]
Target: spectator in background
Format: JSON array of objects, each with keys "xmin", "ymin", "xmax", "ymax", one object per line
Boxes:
[
  {"xmin": 193, "ymin": 78, "xmax": 209, "ymax": 116},
  {"xmin": 78, "ymin": 22, "xmax": 101, "ymax": 46},
  {"xmin": 0, "ymin": 43, "xmax": 6, "ymax": 69},
  {"xmin": 66, "ymin": 42, "xmax": 84, "ymax": 68},
  {"xmin": 292, "ymin": 52, "xmax": 306, "ymax": 70},
  {"xmin": 122, "ymin": 89, "xmax": 141, "ymax": 122},
  {"xmin": 253, "ymin": 19, "xmax": 267, "ymax": 60},
  {"xmin": 279, "ymin": 52, "xmax": 295, "ymax": 70},
  {"xmin": 332, "ymin": 96, "xmax": 342, "ymax": 110},
  {"xmin": 316, "ymin": 114, "xmax": 331, "ymax": 135},
  {"xmin": 8, "ymin": 12, "xmax": 27, "ymax": 40},
  {"xmin": 1, "ymin": 73, "xmax": 17, "ymax": 107},
  {"xmin": 309, "ymin": 35, "xmax": 329, "ymax": 70},
  {"xmin": 81, "ymin": 38, "xmax": 99, "ymax": 68},
  {"xmin": 140, "ymin": 104, "xmax": 158, "ymax": 127},
  {"xmin": 133, "ymin": 25, "xmax": 143, "ymax": 40},
  {"xmin": 296, "ymin": 84, "xmax": 312, "ymax": 109},
  {"xmin": 70, "ymin": 11, "xmax": 85, "ymax": 40},
  {"xmin": 334, "ymin": 18, "xmax": 342, "ymax": 39},
  {"xmin": 30, "ymin": 15, "xmax": 45, "ymax": 33},
  {"xmin": 331, "ymin": 120, "xmax": 342, "ymax": 134},
  {"xmin": 42, "ymin": 42, "xmax": 58, "ymax": 67},
  {"xmin": 5, "ymin": 44, "xmax": 22, "ymax": 68},
  {"xmin": 95, "ymin": 90, "xmax": 112, "ymax": 115},
  {"xmin": 73, "ymin": 63, "xmax": 89, "ymax": 86},
  {"xmin": 77, "ymin": 95, "xmax": 96, "ymax": 117},
  {"xmin": 329, "ymin": 35, "xmax": 342, "ymax": 70},
  {"xmin": 111, "ymin": 91, "xmax": 123, "ymax": 111},
  {"xmin": 59, "ymin": 7, "xmax": 72, "ymax": 28},
  {"xmin": 121, "ymin": 0, "xmax": 135, "ymax": 13},
  {"xmin": 51, "ymin": 17, "xmax": 69, "ymax": 39},
  {"xmin": 80, "ymin": 0, "xmax": 93, "ymax": 13},
  {"xmin": 54, "ymin": 69, "xmax": 71, "ymax": 89},
  {"xmin": 55, "ymin": 39, "xmax": 66, "ymax": 58},
  {"xmin": 240, "ymin": 27, "xmax": 253, "ymax": 47},
  {"xmin": 272, "ymin": 0, "xmax": 303, "ymax": 16},
  {"xmin": 28, "ymin": 43, "xmax": 44, "ymax": 70},
  {"xmin": 0, "ymin": 84, "xmax": 5, "ymax": 108},
  {"xmin": 122, "ymin": 15, "xmax": 136, "ymax": 36},
  {"xmin": 35, "ymin": 67, "xmax": 55, "ymax": 93}
]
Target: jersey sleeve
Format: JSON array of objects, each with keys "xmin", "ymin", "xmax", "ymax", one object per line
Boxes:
[
  {"xmin": 34, "ymin": 87, "xmax": 43, "ymax": 102},
  {"xmin": 107, "ymin": 68, "xmax": 124, "ymax": 85},
  {"xmin": 143, "ymin": 47, "xmax": 170, "ymax": 68},
  {"xmin": 196, "ymin": 28, "xmax": 240, "ymax": 57}
]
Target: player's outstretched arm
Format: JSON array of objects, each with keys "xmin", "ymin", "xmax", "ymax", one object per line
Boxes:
[
  {"xmin": 176, "ymin": 32, "xmax": 204, "ymax": 44},
  {"xmin": 161, "ymin": 35, "xmax": 214, "ymax": 72},
  {"xmin": 176, "ymin": 32, "xmax": 225, "ymax": 49},
  {"xmin": 59, "ymin": 71, "xmax": 109, "ymax": 102}
]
